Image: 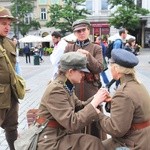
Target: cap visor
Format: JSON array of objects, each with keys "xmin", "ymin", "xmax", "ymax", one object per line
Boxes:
[
  {"xmin": 80, "ymin": 68, "xmax": 90, "ymax": 73},
  {"xmin": 74, "ymin": 27, "xmax": 86, "ymax": 32}
]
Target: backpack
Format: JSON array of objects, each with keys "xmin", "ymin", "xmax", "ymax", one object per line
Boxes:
[
  {"xmin": 106, "ymin": 39, "xmax": 122, "ymax": 59},
  {"xmin": 105, "ymin": 41, "xmax": 114, "ymax": 59}
]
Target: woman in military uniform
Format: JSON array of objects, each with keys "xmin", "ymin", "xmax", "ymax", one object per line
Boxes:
[
  {"xmin": 36, "ymin": 52, "xmax": 105, "ymax": 150},
  {"xmin": 97, "ymin": 49, "xmax": 150, "ymax": 149},
  {"xmin": 64, "ymin": 19, "xmax": 106, "ymax": 139}
]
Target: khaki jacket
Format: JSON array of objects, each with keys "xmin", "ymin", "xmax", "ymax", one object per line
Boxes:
[
  {"xmin": 37, "ymin": 75, "xmax": 102, "ymax": 150},
  {"xmin": 99, "ymin": 74, "xmax": 150, "ymax": 149},
  {"xmin": 0, "ymin": 37, "xmax": 16, "ymax": 109},
  {"xmin": 65, "ymin": 42, "xmax": 103, "ymax": 101}
]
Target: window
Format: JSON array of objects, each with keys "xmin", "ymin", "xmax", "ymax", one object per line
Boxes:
[
  {"xmin": 136, "ymin": 0, "xmax": 142, "ymax": 8},
  {"xmin": 51, "ymin": 0, "xmax": 60, "ymax": 4},
  {"xmin": 101, "ymin": 0, "xmax": 108, "ymax": 10},
  {"xmin": 24, "ymin": 14, "xmax": 32, "ymax": 24},
  {"xmin": 41, "ymin": 8, "xmax": 47, "ymax": 20},
  {"xmin": 39, "ymin": 0, "xmax": 47, "ymax": 5},
  {"xmin": 86, "ymin": 0, "xmax": 92, "ymax": 12}
]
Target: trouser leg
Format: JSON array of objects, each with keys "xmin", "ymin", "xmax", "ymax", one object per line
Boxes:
[
  {"xmin": 1, "ymin": 97, "xmax": 19, "ymax": 150},
  {"xmin": 5, "ymin": 129, "xmax": 18, "ymax": 150}
]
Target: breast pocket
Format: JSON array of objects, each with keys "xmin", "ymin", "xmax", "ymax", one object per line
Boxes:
[{"xmin": 0, "ymin": 84, "xmax": 11, "ymax": 109}]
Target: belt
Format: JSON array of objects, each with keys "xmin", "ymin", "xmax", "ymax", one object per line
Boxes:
[
  {"xmin": 131, "ymin": 121, "xmax": 150, "ymax": 130},
  {"xmin": 36, "ymin": 117, "xmax": 63, "ymax": 128}
]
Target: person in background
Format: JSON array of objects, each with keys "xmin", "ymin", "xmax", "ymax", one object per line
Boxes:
[
  {"xmin": 95, "ymin": 36, "xmax": 109, "ymax": 87},
  {"xmin": 12, "ymin": 36, "xmax": 22, "ymax": 76},
  {"xmin": 125, "ymin": 38, "xmax": 136, "ymax": 54},
  {"xmin": 38, "ymin": 44, "xmax": 44, "ymax": 62},
  {"xmin": 97, "ymin": 49, "xmax": 150, "ymax": 149},
  {"xmin": 64, "ymin": 19, "xmax": 105, "ymax": 139},
  {"xmin": 0, "ymin": 6, "xmax": 19, "ymax": 150},
  {"xmin": 23, "ymin": 43, "xmax": 31, "ymax": 63},
  {"xmin": 107, "ymin": 28, "xmax": 128, "ymax": 91},
  {"xmin": 50, "ymin": 31, "xmax": 68, "ymax": 80},
  {"xmin": 36, "ymin": 52, "xmax": 105, "ymax": 150}
]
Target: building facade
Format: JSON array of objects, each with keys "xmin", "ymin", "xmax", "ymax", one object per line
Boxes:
[{"xmin": 0, "ymin": 0, "xmax": 150, "ymax": 47}]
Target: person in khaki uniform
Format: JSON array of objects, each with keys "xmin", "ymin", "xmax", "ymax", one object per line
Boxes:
[
  {"xmin": 64, "ymin": 19, "xmax": 106, "ymax": 139},
  {"xmin": 0, "ymin": 6, "xmax": 19, "ymax": 150},
  {"xmin": 36, "ymin": 52, "xmax": 106, "ymax": 150},
  {"xmin": 97, "ymin": 49, "xmax": 150, "ymax": 149}
]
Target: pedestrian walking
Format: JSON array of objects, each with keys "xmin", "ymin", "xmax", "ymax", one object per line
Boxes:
[
  {"xmin": 0, "ymin": 6, "xmax": 19, "ymax": 150},
  {"xmin": 36, "ymin": 52, "xmax": 105, "ymax": 150},
  {"xmin": 23, "ymin": 44, "xmax": 31, "ymax": 63}
]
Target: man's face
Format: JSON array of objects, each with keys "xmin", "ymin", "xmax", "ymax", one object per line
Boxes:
[
  {"xmin": 52, "ymin": 36, "xmax": 60, "ymax": 45},
  {"xmin": 0, "ymin": 18, "xmax": 12, "ymax": 37},
  {"xmin": 74, "ymin": 27, "xmax": 90, "ymax": 41}
]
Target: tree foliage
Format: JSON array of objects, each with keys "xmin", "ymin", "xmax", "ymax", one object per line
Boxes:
[
  {"xmin": 10, "ymin": 0, "xmax": 40, "ymax": 37},
  {"xmin": 46, "ymin": 0, "xmax": 90, "ymax": 35},
  {"xmin": 108, "ymin": 0, "xmax": 149, "ymax": 31}
]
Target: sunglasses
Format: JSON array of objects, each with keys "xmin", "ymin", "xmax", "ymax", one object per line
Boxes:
[{"xmin": 75, "ymin": 28, "xmax": 86, "ymax": 33}]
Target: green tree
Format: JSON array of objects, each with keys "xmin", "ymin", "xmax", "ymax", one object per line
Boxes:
[
  {"xmin": 108, "ymin": 0, "xmax": 149, "ymax": 31},
  {"xmin": 10, "ymin": 0, "xmax": 40, "ymax": 37},
  {"xmin": 46, "ymin": 0, "xmax": 90, "ymax": 35}
]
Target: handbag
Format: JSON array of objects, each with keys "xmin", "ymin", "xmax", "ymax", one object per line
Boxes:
[
  {"xmin": 14, "ymin": 119, "xmax": 49, "ymax": 150},
  {"xmin": 0, "ymin": 45, "xmax": 26, "ymax": 99}
]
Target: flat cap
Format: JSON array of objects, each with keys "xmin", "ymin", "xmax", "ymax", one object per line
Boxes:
[
  {"xmin": 0, "ymin": 6, "xmax": 16, "ymax": 21},
  {"xmin": 111, "ymin": 49, "xmax": 139, "ymax": 68},
  {"xmin": 60, "ymin": 52, "xmax": 90, "ymax": 72},
  {"xmin": 72, "ymin": 19, "xmax": 91, "ymax": 31}
]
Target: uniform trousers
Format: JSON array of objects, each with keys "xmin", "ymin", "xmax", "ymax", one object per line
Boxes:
[{"xmin": 0, "ymin": 96, "xmax": 19, "ymax": 150}]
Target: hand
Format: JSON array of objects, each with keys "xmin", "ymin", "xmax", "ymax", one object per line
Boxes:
[
  {"xmin": 77, "ymin": 49, "xmax": 89, "ymax": 57},
  {"xmin": 91, "ymin": 88, "xmax": 110, "ymax": 108}
]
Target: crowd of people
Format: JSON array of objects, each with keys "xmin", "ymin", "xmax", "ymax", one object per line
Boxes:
[{"xmin": 0, "ymin": 6, "xmax": 150, "ymax": 150}]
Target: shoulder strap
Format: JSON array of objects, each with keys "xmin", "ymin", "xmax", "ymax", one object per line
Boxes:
[{"xmin": 0, "ymin": 45, "xmax": 16, "ymax": 77}]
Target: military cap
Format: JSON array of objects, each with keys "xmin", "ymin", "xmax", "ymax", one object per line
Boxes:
[
  {"xmin": 72, "ymin": 19, "xmax": 91, "ymax": 31},
  {"xmin": 0, "ymin": 6, "xmax": 16, "ymax": 21},
  {"xmin": 111, "ymin": 49, "xmax": 139, "ymax": 68},
  {"xmin": 60, "ymin": 52, "xmax": 90, "ymax": 72}
]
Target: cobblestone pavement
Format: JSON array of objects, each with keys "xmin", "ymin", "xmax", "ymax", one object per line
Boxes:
[{"xmin": 0, "ymin": 49, "xmax": 150, "ymax": 149}]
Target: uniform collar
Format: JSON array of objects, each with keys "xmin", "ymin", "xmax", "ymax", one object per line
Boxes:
[
  {"xmin": 56, "ymin": 75, "xmax": 75, "ymax": 95},
  {"xmin": 76, "ymin": 39, "xmax": 90, "ymax": 48},
  {"xmin": 120, "ymin": 74, "xmax": 136, "ymax": 84},
  {"xmin": 0, "ymin": 36, "xmax": 4, "ymax": 44}
]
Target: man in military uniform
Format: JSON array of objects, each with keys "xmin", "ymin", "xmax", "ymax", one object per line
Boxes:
[
  {"xmin": 0, "ymin": 6, "xmax": 18, "ymax": 150},
  {"xmin": 64, "ymin": 19, "xmax": 106, "ymax": 139}
]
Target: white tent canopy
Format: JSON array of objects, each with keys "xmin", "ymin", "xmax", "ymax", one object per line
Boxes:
[
  {"xmin": 108, "ymin": 33, "xmax": 135, "ymax": 42},
  {"xmin": 19, "ymin": 35, "xmax": 43, "ymax": 43},
  {"xmin": 62, "ymin": 33, "xmax": 77, "ymax": 42},
  {"xmin": 41, "ymin": 34, "xmax": 52, "ymax": 42}
]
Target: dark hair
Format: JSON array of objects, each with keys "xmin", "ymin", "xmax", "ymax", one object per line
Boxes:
[
  {"xmin": 119, "ymin": 28, "xmax": 126, "ymax": 36},
  {"xmin": 127, "ymin": 38, "xmax": 135, "ymax": 46},
  {"xmin": 51, "ymin": 31, "xmax": 61, "ymax": 38}
]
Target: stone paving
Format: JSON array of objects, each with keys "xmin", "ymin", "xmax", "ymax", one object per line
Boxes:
[{"xmin": 0, "ymin": 49, "xmax": 150, "ymax": 149}]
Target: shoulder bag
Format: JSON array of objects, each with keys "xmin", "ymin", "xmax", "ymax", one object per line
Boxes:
[
  {"xmin": 0, "ymin": 45, "xmax": 26, "ymax": 99},
  {"xmin": 14, "ymin": 118, "xmax": 49, "ymax": 150}
]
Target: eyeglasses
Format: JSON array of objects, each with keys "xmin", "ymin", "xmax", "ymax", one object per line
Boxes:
[{"xmin": 75, "ymin": 28, "xmax": 86, "ymax": 33}]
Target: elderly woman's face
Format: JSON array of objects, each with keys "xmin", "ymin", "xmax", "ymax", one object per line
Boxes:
[
  {"xmin": 110, "ymin": 63, "xmax": 119, "ymax": 80},
  {"xmin": 74, "ymin": 27, "xmax": 90, "ymax": 41}
]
